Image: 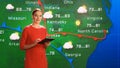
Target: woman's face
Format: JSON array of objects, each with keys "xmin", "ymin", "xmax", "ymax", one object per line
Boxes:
[{"xmin": 32, "ymin": 11, "xmax": 42, "ymax": 24}]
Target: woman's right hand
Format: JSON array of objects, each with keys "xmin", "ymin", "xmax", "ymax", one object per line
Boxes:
[{"xmin": 34, "ymin": 38, "xmax": 41, "ymax": 45}]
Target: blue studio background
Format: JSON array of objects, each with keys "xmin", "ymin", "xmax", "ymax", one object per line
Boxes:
[{"xmin": 87, "ymin": 0, "xmax": 120, "ymax": 68}]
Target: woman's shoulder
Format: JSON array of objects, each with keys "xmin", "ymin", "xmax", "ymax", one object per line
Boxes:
[
  {"xmin": 26, "ymin": 25, "xmax": 31, "ymax": 28},
  {"xmin": 23, "ymin": 25, "xmax": 31, "ymax": 31}
]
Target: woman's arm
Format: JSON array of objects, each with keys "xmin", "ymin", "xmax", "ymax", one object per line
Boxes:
[
  {"xmin": 23, "ymin": 39, "xmax": 41, "ymax": 50},
  {"xmin": 20, "ymin": 27, "xmax": 41, "ymax": 50}
]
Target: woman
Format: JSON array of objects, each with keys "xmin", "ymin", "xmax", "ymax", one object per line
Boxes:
[{"xmin": 20, "ymin": 8, "xmax": 49, "ymax": 68}]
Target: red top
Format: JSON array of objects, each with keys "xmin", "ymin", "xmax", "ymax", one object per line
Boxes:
[{"xmin": 20, "ymin": 25, "xmax": 48, "ymax": 68}]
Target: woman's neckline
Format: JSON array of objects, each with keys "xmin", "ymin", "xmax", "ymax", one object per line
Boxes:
[{"xmin": 30, "ymin": 24, "xmax": 45, "ymax": 29}]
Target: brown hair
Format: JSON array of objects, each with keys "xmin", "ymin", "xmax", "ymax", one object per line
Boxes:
[{"xmin": 32, "ymin": 8, "xmax": 42, "ymax": 15}]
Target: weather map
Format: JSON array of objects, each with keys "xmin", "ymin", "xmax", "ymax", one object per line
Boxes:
[{"xmin": 0, "ymin": 0, "xmax": 112, "ymax": 68}]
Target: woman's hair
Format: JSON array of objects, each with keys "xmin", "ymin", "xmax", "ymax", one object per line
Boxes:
[{"xmin": 32, "ymin": 8, "xmax": 42, "ymax": 15}]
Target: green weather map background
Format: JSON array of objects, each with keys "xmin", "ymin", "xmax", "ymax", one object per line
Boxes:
[{"xmin": 0, "ymin": 0, "xmax": 111, "ymax": 68}]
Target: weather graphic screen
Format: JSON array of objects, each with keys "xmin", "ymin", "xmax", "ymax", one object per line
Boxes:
[{"xmin": 0, "ymin": 0, "xmax": 119, "ymax": 68}]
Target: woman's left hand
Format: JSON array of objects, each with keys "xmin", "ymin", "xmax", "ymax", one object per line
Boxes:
[{"xmin": 44, "ymin": 41, "xmax": 50, "ymax": 48}]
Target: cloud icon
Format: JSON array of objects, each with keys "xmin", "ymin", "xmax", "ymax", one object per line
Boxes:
[
  {"xmin": 43, "ymin": 11, "xmax": 53, "ymax": 19},
  {"xmin": 6, "ymin": 4, "xmax": 14, "ymax": 10},
  {"xmin": 63, "ymin": 41, "xmax": 73, "ymax": 49},
  {"xmin": 10, "ymin": 32, "xmax": 20, "ymax": 40},
  {"xmin": 77, "ymin": 5, "xmax": 87, "ymax": 13}
]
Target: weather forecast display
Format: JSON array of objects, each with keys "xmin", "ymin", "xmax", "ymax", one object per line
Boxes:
[{"xmin": 0, "ymin": 0, "xmax": 113, "ymax": 68}]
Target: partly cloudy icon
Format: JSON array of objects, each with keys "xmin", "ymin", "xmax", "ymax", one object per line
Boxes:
[
  {"xmin": 10, "ymin": 32, "xmax": 20, "ymax": 40},
  {"xmin": 6, "ymin": 4, "xmax": 14, "ymax": 10},
  {"xmin": 63, "ymin": 41, "xmax": 73, "ymax": 49},
  {"xmin": 43, "ymin": 11, "xmax": 53, "ymax": 19},
  {"xmin": 77, "ymin": 5, "xmax": 87, "ymax": 13}
]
